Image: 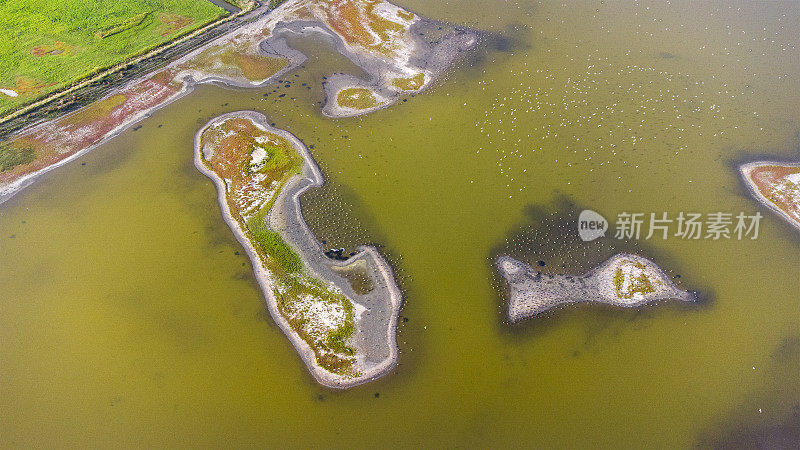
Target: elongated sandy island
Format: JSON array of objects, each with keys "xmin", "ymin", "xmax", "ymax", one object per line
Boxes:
[
  {"xmin": 497, "ymin": 253, "xmax": 695, "ymax": 322},
  {"xmin": 195, "ymin": 111, "xmax": 401, "ymax": 388}
]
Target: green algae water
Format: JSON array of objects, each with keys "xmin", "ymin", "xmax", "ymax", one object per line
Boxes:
[{"xmin": 2, "ymin": 0, "xmax": 800, "ymax": 446}]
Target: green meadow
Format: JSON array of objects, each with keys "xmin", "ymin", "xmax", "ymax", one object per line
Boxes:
[{"xmin": 0, "ymin": 0, "xmax": 226, "ymax": 115}]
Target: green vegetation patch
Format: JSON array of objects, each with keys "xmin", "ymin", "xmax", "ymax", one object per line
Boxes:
[
  {"xmin": 227, "ymin": 0, "xmax": 255, "ymax": 10},
  {"xmin": 0, "ymin": 145, "xmax": 35, "ymax": 172},
  {"xmin": 366, "ymin": 9, "xmax": 404, "ymax": 41},
  {"xmin": 336, "ymin": 87, "xmax": 380, "ymax": 110},
  {"xmin": 392, "ymin": 73, "xmax": 425, "ymax": 91},
  {"xmin": 249, "ymin": 208, "xmax": 359, "ymax": 376},
  {"xmin": 613, "ymin": 261, "xmax": 656, "ymax": 299},
  {"xmin": 0, "ymin": 0, "xmax": 227, "ymax": 115},
  {"xmin": 95, "ymin": 12, "xmax": 151, "ymax": 39},
  {"xmin": 62, "ymin": 93, "xmax": 127, "ymax": 125},
  {"xmin": 396, "ymin": 10, "xmax": 415, "ymax": 21},
  {"xmin": 246, "ymin": 143, "xmax": 291, "ymax": 176},
  {"xmin": 189, "ymin": 45, "xmax": 289, "ymax": 82},
  {"xmin": 247, "ymin": 210, "xmax": 304, "ymax": 276}
]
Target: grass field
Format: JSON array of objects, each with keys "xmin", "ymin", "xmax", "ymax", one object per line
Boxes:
[{"xmin": 0, "ymin": 0, "xmax": 227, "ymax": 115}]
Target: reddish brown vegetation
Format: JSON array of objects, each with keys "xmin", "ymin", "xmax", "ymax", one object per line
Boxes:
[
  {"xmin": 31, "ymin": 41, "xmax": 74, "ymax": 57},
  {"xmin": 0, "ymin": 69, "xmax": 182, "ymax": 185},
  {"xmin": 4, "ymin": 76, "xmax": 56, "ymax": 97},
  {"xmin": 159, "ymin": 13, "xmax": 194, "ymax": 36},
  {"xmin": 748, "ymin": 164, "xmax": 800, "ymax": 226}
]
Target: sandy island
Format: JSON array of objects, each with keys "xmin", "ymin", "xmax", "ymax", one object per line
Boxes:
[
  {"xmin": 740, "ymin": 161, "xmax": 800, "ymax": 232},
  {"xmin": 195, "ymin": 111, "xmax": 401, "ymax": 388},
  {"xmin": 497, "ymin": 253, "xmax": 696, "ymax": 322}
]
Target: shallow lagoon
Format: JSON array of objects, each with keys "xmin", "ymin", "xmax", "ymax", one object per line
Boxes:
[{"xmin": 1, "ymin": 0, "xmax": 799, "ymax": 446}]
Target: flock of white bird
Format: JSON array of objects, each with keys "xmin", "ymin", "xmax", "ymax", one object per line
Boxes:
[{"xmin": 467, "ymin": 0, "xmax": 798, "ymax": 198}]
